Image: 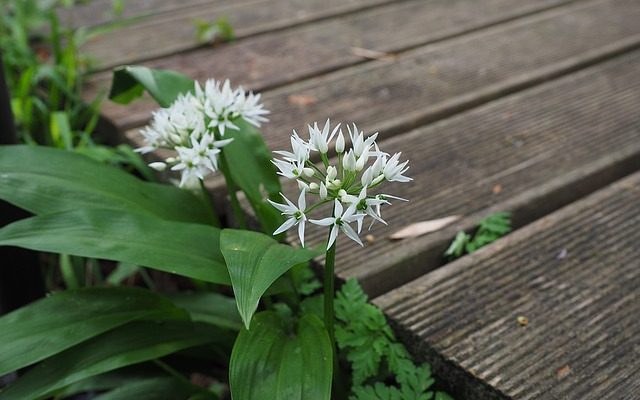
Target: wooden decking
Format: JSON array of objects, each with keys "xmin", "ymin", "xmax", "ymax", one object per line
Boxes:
[{"xmin": 72, "ymin": 0, "xmax": 640, "ymax": 397}]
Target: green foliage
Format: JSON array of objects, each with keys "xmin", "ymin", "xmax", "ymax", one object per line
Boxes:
[
  {"xmin": 0, "ymin": 208, "xmax": 230, "ymax": 284},
  {"xmin": 220, "ymin": 229, "xmax": 319, "ymax": 328},
  {"xmin": 0, "ymin": 0, "xmax": 107, "ymax": 148},
  {"xmin": 168, "ymin": 291, "xmax": 243, "ymax": 331},
  {"xmin": 0, "ymin": 145, "xmax": 217, "ymax": 225},
  {"xmin": 0, "ymin": 287, "xmax": 187, "ymax": 376},
  {"xmin": 335, "ymin": 279, "xmax": 453, "ymax": 400},
  {"xmin": 1, "ymin": 321, "xmax": 231, "ymax": 400},
  {"xmin": 109, "ymin": 65, "xmax": 196, "ymax": 107},
  {"xmin": 109, "ymin": 66, "xmax": 286, "ymax": 234},
  {"xmin": 194, "ymin": 17, "xmax": 235, "ymax": 45},
  {"xmin": 223, "ymin": 119, "xmax": 287, "ymax": 235},
  {"xmin": 445, "ymin": 212, "xmax": 512, "ymax": 260},
  {"xmin": 229, "ymin": 312, "xmax": 333, "ymax": 400}
]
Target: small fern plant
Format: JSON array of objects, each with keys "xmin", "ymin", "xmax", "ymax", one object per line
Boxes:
[
  {"xmin": 445, "ymin": 211, "xmax": 512, "ymax": 260},
  {"xmin": 335, "ymin": 279, "xmax": 453, "ymax": 400}
]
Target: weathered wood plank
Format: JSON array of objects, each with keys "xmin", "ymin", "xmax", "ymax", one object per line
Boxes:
[
  {"xmin": 57, "ymin": 0, "xmax": 217, "ymax": 29},
  {"xmin": 298, "ymin": 49, "xmax": 640, "ymax": 296},
  {"xmin": 112, "ymin": 0, "xmax": 640, "ymax": 142},
  {"xmin": 80, "ymin": 0, "xmax": 402, "ymax": 69},
  {"xmin": 85, "ymin": 0, "xmax": 572, "ymax": 90},
  {"xmin": 374, "ymin": 170, "xmax": 640, "ymax": 399}
]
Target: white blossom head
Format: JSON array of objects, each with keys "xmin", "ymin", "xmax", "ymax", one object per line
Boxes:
[
  {"xmin": 270, "ymin": 119, "xmax": 411, "ymax": 249},
  {"xmin": 137, "ymin": 79, "xmax": 269, "ymax": 187}
]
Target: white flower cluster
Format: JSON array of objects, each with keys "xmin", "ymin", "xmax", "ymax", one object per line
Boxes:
[
  {"xmin": 269, "ymin": 119, "xmax": 411, "ymax": 250},
  {"xmin": 137, "ymin": 79, "xmax": 269, "ymax": 187}
]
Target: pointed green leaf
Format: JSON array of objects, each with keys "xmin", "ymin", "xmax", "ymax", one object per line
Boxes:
[
  {"xmin": 109, "ymin": 66, "xmax": 195, "ymax": 107},
  {"xmin": 229, "ymin": 312, "xmax": 332, "ymax": 400},
  {"xmin": 0, "ymin": 287, "xmax": 187, "ymax": 376},
  {"xmin": 0, "ymin": 209, "xmax": 230, "ymax": 284},
  {"xmin": 0, "ymin": 321, "xmax": 230, "ymax": 400},
  {"xmin": 224, "ymin": 120, "xmax": 285, "ymax": 235},
  {"xmin": 0, "ymin": 145, "xmax": 216, "ymax": 225},
  {"xmin": 220, "ymin": 229, "xmax": 318, "ymax": 328}
]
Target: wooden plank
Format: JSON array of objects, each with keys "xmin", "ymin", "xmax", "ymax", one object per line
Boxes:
[
  {"xmin": 85, "ymin": 0, "xmax": 572, "ymax": 84},
  {"xmin": 80, "ymin": 0, "xmax": 401, "ymax": 69},
  {"xmin": 110, "ymin": 0, "xmax": 640, "ymax": 140},
  {"xmin": 57, "ymin": 0, "xmax": 217, "ymax": 29},
  {"xmin": 298, "ymin": 49, "xmax": 640, "ymax": 296},
  {"xmin": 374, "ymin": 170, "xmax": 640, "ymax": 399}
]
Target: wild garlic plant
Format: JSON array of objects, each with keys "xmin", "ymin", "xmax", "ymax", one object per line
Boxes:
[
  {"xmin": 136, "ymin": 79, "xmax": 269, "ymax": 226},
  {"xmin": 269, "ymin": 119, "xmax": 411, "ymax": 344}
]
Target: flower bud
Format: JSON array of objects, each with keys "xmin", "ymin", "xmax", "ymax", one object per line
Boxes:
[
  {"xmin": 335, "ymin": 130, "xmax": 345, "ymax": 153},
  {"xmin": 343, "ymin": 150, "xmax": 356, "ymax": 171},
  {"xmin": 303, "ymin": 167, "xmax": 315, "ymax": 178},
  {"xmin": 372, "ymin": 174, "xmax": 385, "ymax": 185},
  {"xmin": 298, "ymin": 180, "xmax": 310, "ymax": 191},
  {"xmin": 326, "ymin": 166, "xmax": 337, "ymax": 180},
  {"xmin": 319, "ymin": 182, "xmax": 328, "ymax": 200},
  {"xmin": 338, "ymin": 189, "xmax": 348, "ymax": 201},
  {"xmin": 309, "ymin": 182, "xmax": 319, "ymax": 191},
  {"xmin": 355, "ymin": 156, "xmax": 366, "ymax": 172},
  {"xmin": 361, "ymin": 167, "xmax": 374, "ymax": 187},
  {"xmin": 149, "ymin": 162, "xmax": 167, "ymax": 172}
]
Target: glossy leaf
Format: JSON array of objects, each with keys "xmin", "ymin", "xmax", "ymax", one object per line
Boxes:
[
  {"xmin": 0, "ymin": 287, "xmax": 187, "ymax": 376},
  {"xmin": 109, "ymin": 66, "xmax": 195, "ymax": 107},
  {"xmin": 229, "ymin": 312, "xmax": 332, "ymax": 400},
  {"xmin": 224, "ymin": 120, "xmax": 285, "ymax": 235},
  {"xmin": 0, "ymin": 145, "xmax": 216, "ymax": 225},
  {"xmin": 168, "ymin": 292, "xmax": 242, "ymax": 331},
  {"xmin": 220, "ymin": 229, "xmax": 318, "ymax": 328},
  {"xmin": 0, "ymin": 321, "xmax": 229, "ymax": 400},
  {"xmin": 0, "ymin": 208, "xmax": 230, "ymax": 284}
]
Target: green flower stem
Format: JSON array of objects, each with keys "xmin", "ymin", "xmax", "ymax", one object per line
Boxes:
[
  {"xmin": 324, "ymin": 240, "xmax": 337, "ymax": 349},
  {"xmin": 218, "ymin": 150, "xmax": 247, "ymax": 229},
  {"xmin": 198, "ymin": 179, "xmax": 222, "ymax": 227}
]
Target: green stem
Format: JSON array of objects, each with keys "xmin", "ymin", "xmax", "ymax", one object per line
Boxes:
[
  {"xmin": 218, "ymin": 150, "xmax": 247, "ymax": 229},
  {"xmin": 324, "ymin": 241, "xmax": 336, "ymax": 348},
  {"xmin": 198, "ymin": 179, "xmax": 222, "ymax": 227}
]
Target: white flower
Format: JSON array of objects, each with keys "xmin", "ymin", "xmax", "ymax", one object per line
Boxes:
[
  {"xmin": 274, "ymin": 130, "xmax": 309, "ymax": 163},
  {"xmin": 201, "ymin": 79, "xmax": 239, "ymax": 136},
  {"xmin": 269, "ymin": 119, "xmax": 410, "ymax": 250},
  {"xmin": 310, "ymin": 200, "xmax": 364, "ymax": 248},
  {"xmin": 268, "ymin": 190, "xmax": 308, "ymax": 246},
  {"xmin": 273, "ymin": 158, "xmax": 313, "ymax": 180},
  {"xmin": 308, "ymin": 119, "xmax": 340, "ymax": 154},
  {"xmin": 137, "ymin": 77, "xmax": 266, "ymax": 187},
  {"xmin": 383, "ymin": 152, "xmax": 412, "ymax": 183},
  {"xmin": 233, "ymin": 87, "xmax": 270, "ymax": 128}
]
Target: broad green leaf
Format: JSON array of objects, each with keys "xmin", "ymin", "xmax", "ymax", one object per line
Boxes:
[
  {"xmin": 0, "ymin": 208, "xmax": 230, "ymax": 284},
  {"xmin": 168, "ymin": 292, "xmax": 242, "ymax": 331},
  {"xmin": 0, "ymin": 287, "xmax": 187, "ymax": 376},
  {"xmin": 224, "ymin": 120, "xmax": 285, "ymax": 235},
  {"xmin": 0, "ymin": 145, "xmax": 217, "ymax": 225},
  {"xmin": 220, "ymin": 229, "xmax": 318, "ymax": 328},
  {"xmin": 109, "ymin": 66, "xmax": 195, "ymax": 107},
  {"xmin": 93, "ymin": 376, "xmax": 216, "ymax": 400},
  {"xmin": 229, "ymin": 312, "xmax": 332, "ymax": 400},
  {"xmin": 0, "ymin": 321, "xmax": 230, "ymax": 400}
]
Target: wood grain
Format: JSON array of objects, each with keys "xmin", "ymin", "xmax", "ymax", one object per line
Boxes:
[
  {"xmin": 375, "ymin": 170, "xmax": 640, "ymax": 399},
  {"xmin": 296, "ymin": 50, "xmax": 640, "ymax": 296},
  {"xmin": 79, "ymin": 0, "xmax": 402, "ymax": 69}
]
